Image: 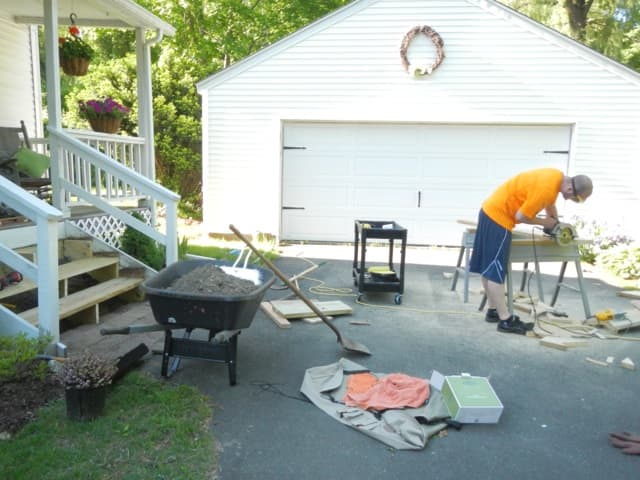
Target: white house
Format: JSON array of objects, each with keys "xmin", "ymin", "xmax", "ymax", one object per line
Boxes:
[{"xmin": 197, "ymin": 0, "xmax": 640, "ymax": 246}]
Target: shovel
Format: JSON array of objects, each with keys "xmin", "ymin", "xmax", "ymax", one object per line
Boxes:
[{"xmin": 229, "ymin": 224, "xmax": 371, "ymax": 356}]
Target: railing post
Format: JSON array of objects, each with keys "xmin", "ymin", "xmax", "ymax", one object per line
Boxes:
[{"xmin": 36, "ymin": 217, "xmax": 60, "ymax": 341}]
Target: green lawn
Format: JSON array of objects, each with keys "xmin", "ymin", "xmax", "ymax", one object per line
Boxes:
[{"xmin": 0, "ymin": 372, "xmax": 217, "ymax": 480}]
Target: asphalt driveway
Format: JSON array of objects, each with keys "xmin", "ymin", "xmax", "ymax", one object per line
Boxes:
[{"xmin": 62, "ymin": 244, "xmax": 640, "ymax": 479}]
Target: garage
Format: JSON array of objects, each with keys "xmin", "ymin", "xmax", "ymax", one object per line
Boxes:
[{"xmin": 282, "ymin": 122, "xmax": 571, "ymax": 245}]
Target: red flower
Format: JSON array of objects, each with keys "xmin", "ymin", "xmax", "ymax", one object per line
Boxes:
[{"xmin": 68, "ymin": 25, "xmax": 80, "ymax": 37}]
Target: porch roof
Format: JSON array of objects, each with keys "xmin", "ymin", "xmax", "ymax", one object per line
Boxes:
[{"xmin": 6, "ymin": 0, "xmax": 175, "ymax": 35}]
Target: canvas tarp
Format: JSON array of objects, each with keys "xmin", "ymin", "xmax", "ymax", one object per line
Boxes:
[{"xmin": 300, "ymin": 358, "xmax": 450, "ymax": 450}]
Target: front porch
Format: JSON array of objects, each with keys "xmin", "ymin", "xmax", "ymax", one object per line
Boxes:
[{"xmin": 0, "ymin": 1, "xmax": 179, "ymax": 349}]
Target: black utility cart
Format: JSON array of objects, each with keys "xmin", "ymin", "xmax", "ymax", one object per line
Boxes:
[{"xmin": 352, "ymin": 220, "xmax": 407, "ymax": 304}]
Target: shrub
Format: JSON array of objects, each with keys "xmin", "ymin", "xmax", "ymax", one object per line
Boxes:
[
  {"xmin": 571, "ymin": 216, "xmax": 633, "ymax": 265},
  {"xmin": 0, "ymin": 334, "xmax": 52, "ymax": 383},
  {"xmin": 119, "ymin": 211, "xmax": 166, "ymax": 270},
  {"xmin": 599, "ymin": 244, "xmax": 640, "ymax": 280},
  {"xmin": 119, "ymin": 211, "xmax": 190, "ymax": 270}
]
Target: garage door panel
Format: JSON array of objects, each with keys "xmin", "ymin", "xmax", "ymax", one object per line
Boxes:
[
  {"xmin": 282, "ymin": 122, "xmax": 570, "ymax": 244},
  {"xmin": 354, "ymin": 186, "xmax": 416, "ymax": 208},
  {"xmin": 285, "ymin": 186, "xmax": 349, "ymax": 207}
]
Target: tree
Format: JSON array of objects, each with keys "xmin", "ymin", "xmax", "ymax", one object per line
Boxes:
[
  {"xmin": 502, "ymin": 0, "xmax": 640, "ymax": 71},
  {"xmin": 57, "ymin": 0, "xmax": 351, "ymax": 217}
]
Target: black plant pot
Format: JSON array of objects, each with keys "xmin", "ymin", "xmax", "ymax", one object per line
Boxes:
[{"xmin": 65, "ymin": 386, "xmax": 107, "ymax": 421}]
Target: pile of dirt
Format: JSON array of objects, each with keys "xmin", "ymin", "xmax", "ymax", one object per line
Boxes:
[{"xmin": 167, "ymin": 263, "xmax": 258, "ymax": 296}]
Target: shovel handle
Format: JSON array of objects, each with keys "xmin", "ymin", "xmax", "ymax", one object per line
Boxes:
[{"xmin": 228, "ymin": 225, "xmax": 340, "ymax": 335}]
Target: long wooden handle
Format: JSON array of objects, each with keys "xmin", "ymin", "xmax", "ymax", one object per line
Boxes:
[{"xmin": 228, "ymin": 225, "xmax": 338, "ymax": 330}]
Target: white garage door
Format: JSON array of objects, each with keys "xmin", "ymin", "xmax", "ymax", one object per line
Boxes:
[{"xmin": 281, "ymin": 122, "xmax": 571, "ymax": 245}]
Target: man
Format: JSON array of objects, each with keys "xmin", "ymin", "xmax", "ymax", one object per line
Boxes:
[{"xmin": 469, "ymin": 168, "xmax": 593, "ymax": 335}]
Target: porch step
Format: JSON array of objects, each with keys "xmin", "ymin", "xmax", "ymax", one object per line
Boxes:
[
  {"xmin": 21, "ymin": 277, "xmax": 144, "ymax": 326},
  {"xmin": 0, "ymin": 256, "xmax": 119, "ymax": 301}
]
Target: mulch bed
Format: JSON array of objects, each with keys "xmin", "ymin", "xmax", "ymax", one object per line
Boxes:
[{"xmin": 0, "ymin": 372, "xmax": 63, "ymax": 438}]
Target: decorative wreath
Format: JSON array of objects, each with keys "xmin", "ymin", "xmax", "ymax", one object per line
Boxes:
[{"xmin": 399, "ymin": 25, "xmax": 445, "ymax": 76}]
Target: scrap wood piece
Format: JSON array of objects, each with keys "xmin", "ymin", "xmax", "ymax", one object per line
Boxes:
[
  {"xmin": 540, "ymin": 336, "xmax": 589, "ymax": 351},
  {"xmin": 585, "ymin": 357, "xmax": 609, "ymax": 367},
  {"xmin": 617, "ymin": 290, "xmax": 640, "ymax": 300},
  {"xmin": 260, "ymin": 301, "xmax": 291, "ymax": 329},
  {"xmin": 620, "ymin": 357, "xmax": 636, "ymax": 370},
  {"xmin": 271, "ymin": 299, "xmax": 353, "ymax": 319},
  {"xmin": 603, "ymin": 314, "xmax": 640, "ymax": 333}
]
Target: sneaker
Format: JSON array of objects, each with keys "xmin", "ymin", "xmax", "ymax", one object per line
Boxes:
[
  {"xmin": 485, "ymin": 309, "xmax": 500, "ymax": 323},
  {"xmin": 497, "ymin": 316, "xmax": 534, "ymax": 335}
]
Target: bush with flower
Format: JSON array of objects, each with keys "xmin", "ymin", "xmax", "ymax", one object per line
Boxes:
[
  {"xmin": 78, "ymin": 97, "xmax": 131, "ymax": 121},
  {"xmin": 59, "ymin": 25, "xmax": 94, "ymax": 61}
]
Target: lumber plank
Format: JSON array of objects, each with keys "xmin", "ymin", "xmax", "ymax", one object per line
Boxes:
[
  {"xmin": 603, "ymin": 315, "xmax": 640, "ymax": 333},
  {"xmin": 21, "ymin": 277, "xmax": 142, "ymax": 326},
  {"xmin": 0, "ymin": 256, "xmax": 119, "ymax": 301},
  {"xmin": 617, "ymin": 290, "xmax": 640, "ymax": 300},
  {"xmin": 271, "ymin": 299, "xmax": 353, "ymax": 319},
  {"xmin": 540, "ymin": 336, "xmax": 588, "ymax": 351},
  {"xmin": 259, "ymin": 301, "xmax": 291, "ymax": 329}
]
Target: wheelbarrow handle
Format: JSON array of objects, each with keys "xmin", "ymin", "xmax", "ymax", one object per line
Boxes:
[{"xmin": 100, "ymin": 324, "xmax": 167, "ymax": 335}]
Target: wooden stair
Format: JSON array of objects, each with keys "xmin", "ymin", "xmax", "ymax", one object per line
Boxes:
[{"xmin": 1, "ymin": 240, "xmax": 144, "ymax": 328}]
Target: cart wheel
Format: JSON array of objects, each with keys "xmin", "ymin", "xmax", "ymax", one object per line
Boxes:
[{"xmin": 394, "ymin": 294, "xmax": 402, "ymax": 305}]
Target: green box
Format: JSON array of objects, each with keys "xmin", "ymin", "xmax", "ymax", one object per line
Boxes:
[{"xmin": 442, "ymin": 375, "xmax": 503, "ymax": 424}]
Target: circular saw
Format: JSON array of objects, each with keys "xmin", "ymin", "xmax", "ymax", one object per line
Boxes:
[{"xmin": 548, "ymin": 222, "xmax": 577, "ymax": 246}]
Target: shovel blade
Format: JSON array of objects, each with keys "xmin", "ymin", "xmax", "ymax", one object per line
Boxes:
[{"xmin": 340, "ymin": 337, "xmax": 371, "ymax": 355}]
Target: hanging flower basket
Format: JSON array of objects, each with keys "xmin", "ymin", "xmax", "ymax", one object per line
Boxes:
[
  {"xmin": 88, "ymin": 116, "xmax": 122, "ymax": 134},
  {"xmin": 60, "ymin": 56, "xmax": 90, "ymax": 76}
]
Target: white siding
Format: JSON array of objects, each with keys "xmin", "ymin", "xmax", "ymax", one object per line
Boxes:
[
  {"xmin": 0, "ymin": 13, "xmax": 40, "ymax": 135},
  {"xmin": 199, "ymin": 0, "xmax": 640, "ymax": 241}
]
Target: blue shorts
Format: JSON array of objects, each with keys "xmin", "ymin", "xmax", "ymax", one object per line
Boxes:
[{"xmin": 469, "ymin": 209, "xmax": 511, "ymax": 284}]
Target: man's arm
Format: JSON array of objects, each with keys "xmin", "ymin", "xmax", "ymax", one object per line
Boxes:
[{"xmin": 515, "ymin": 209, "xmax": 557, "ymax": 229}]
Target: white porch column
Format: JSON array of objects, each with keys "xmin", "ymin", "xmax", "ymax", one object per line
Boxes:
[{"xmin": 43, "ymin": 0, "xmax": 63, "ymax": 211}]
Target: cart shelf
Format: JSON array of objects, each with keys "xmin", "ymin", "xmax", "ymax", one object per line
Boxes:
[{"xmin": 352, "ymin": 220, "xmax": 407, "ymax": 304}]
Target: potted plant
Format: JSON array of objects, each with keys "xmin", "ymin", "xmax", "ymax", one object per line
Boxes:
[
  {"xmin": 78, "ymin": 97, "xmax": 131, "ymax": 134},
  {"xmin": 60, "ymin": 350, "xmax": 117, "ymax": 421},
  {"xmin": 58, "ymin": 24, "xmax": 95, "ymax": 76}
]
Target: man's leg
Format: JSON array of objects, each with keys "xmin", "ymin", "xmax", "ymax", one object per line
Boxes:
[{"xmin": 485, "ymin": 278, "xmax": 509, "ymax": 320}]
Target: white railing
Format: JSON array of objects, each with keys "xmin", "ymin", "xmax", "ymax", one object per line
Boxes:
[
  {"xmin": 31, "ymin": 129, "xmax": 150, "ymax": 205},
  {"xmin": 48, "ymin": 127, "xmax": 180, "ymax": 265},
  {"xmin": 0, "ymin": 127, "xmax": 179, "ymax": 344},
  {"xmin": 0, "ymin": 176, "xmax": 62, "ymax": 342}
]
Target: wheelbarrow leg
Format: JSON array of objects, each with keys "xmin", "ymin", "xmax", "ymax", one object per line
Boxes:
[{"xmin": 226, "ymin": 333, "xmax": 239, "ymax": 386}]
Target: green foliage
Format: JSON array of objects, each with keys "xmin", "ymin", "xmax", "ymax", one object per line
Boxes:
[
  {"xmin": 571, "ymin": 217, "xmax": 639, "ymax": 279},
  {"xmin": 501, "ymin": 0, "xmax": 640, "ymax": 71},
  {"xmin": 59, "ymin": 25, "xmax": 95, "ymax": 60},
  {"xmin": 599, "ymin": 244, "xmax": 640, "ymax": 279},
  {"xmin": 0, "ymin": 334, "xmax": 52, "ymax": 383},
  {"xmin": 119, "ymin": 212, "xmax": 166, "ymax": 270},
  {"xmin": 0, "ymin": 372, "xmax": 216, "ymax": 479}
]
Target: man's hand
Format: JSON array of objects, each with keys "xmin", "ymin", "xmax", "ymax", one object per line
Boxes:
[{"xmin": 542, "ymin": 216, "xmax": 559, "ymax": 235}]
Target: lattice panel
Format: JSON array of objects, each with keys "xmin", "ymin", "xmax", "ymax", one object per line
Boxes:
[{"xmin": 71, "ymin": 208, "xmax": 151, "ymax": 248}]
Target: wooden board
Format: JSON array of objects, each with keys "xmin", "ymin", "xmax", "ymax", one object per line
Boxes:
[
  {"xmin": 540, "ymin": 336, "xmax": 589, "ymax": 351},
  {"xmin": 260, "ymin": 302, "xmax": 291, "ymax": 329},
  {"xmin": 617, "ymin": 290, "xmax": 640, "ymax": 300},
  {"xmin": 270, "ymin": 299, "xmax": 353, "ymax": 319},
  {"xmin": 603, "ymin": 315, "xmax": 640, "ymax": 333}
]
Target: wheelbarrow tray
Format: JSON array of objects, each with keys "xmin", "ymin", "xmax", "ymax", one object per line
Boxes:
[{"xmin": 143, "ymin": 258, "xmax": 275, "ymax": 331}]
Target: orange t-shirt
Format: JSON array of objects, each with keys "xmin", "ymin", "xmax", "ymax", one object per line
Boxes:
[{"xmin": 482, "ymin": 168, "xmax": 563, "ymax": 230}]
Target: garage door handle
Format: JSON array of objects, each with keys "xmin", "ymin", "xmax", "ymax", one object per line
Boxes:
[
  {"xmin": 283, "ymin": 206, "xmax": 305, "ymax": 210},
  {"xmin": 417, "ymin": 190, "xmax": 422, "ymax": 208}
]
